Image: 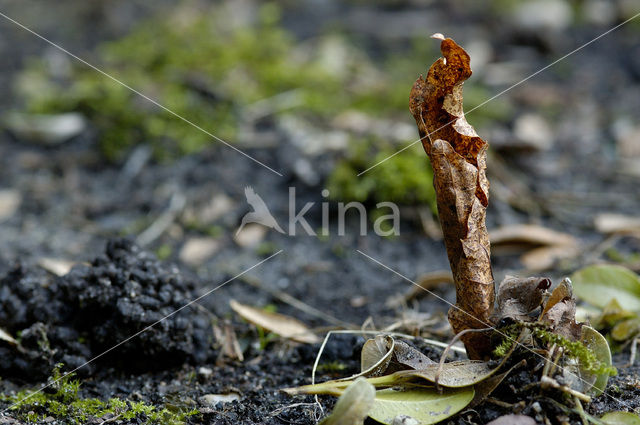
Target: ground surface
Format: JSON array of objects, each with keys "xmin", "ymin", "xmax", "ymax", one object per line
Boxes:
[{"xmin": 0, "ymin": 0, "xmax": 640, "ymax": 424}]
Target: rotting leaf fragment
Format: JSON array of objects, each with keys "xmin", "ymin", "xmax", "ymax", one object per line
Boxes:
[{"xmin": 409, "ymin": 34, "xmax": 494, "ymax": 359}]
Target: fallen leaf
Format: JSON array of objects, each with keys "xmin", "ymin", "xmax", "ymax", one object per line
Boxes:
[
  {"xmin": 601, "ymin": 411, "xmax": 640, "ymax": 425},
  {"xmin": 0, "ymin": 328, "xmax": 17, "ymax": 346},
  {"xmin": 230, "ymin": 300, "xmax": 319, "ymax": 344},
  {"xmin": 320, "ymin": 378, "xmax": 375, "ymax": 425},
  {"xmin": 486, "ymin": 414, "xmax": 537, "ymax": 425},
  {"xmin": 541, "ymin": 297, "xmax": 582, "ymax": 341},
  {"xmin": 594, "ymin": 213, "xmax": 640, "ymax": 235},
  {"xmin": 392, "ymin": 360, "xmax": 496, "ymax": 388},
  {"xmin": 360, "ymin": 336, "xmax": 395, "ymax": 378},
  {"xmin": 490, "ymin": 224, "xmax": 579, "ymax": 270},
  {"xmin": 367, "ymin": 386, "xmax": 474, "ymax": 425},
  {"xmin": 392, "ymin": 341, "xmax": 436, "ymax": 370},
  {"xmin": 37, "ymin": 258, "xmax": 76, "ymax": 277},
  {"xmin": 409, "ymin": 34, "xmax": 494, "ymax": 359},
  {"xmin": 490, "ymin": 224, "xmax": 577, "ymax": 247},
  {"xmin": 495, "ymin": 275, "xmax": 550, "ymax": 321},
  {"xmin": 571, "ymin": 265, "xmax": 640, "ymax": 311},
  {"xmin": 540, "ymin": 278, "xmax": 572, "ymax": 318}
]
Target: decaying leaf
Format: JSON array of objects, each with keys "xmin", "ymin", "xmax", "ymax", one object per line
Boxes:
[
  {"xmin": 495, "ymin": 275, "xmax": 551, "ymax": 322},
  {"xmin": 354, "ymin": 337, "xmax": 435, "ymax": 380},
  {"xmin": 540, "ymin": 278, "xmax": 572, "ymax": 318},
  {"xmin": 392, "ymin": 340, "xmax": 436, "ymax": 370},
  {"xmin": 409, "ymin": 34, "xmax": 494, "ymax": 359},
  {"xmin": 229, "ymin": 300, "xmax": 319, "ymax": 344},
  {"xmin": 541, "ymin": 295, "xmax": 581, "ymax": 341},
  {"xmin": 367, "ymin": 386, "xmax": 474, "ymax": 425},
  {"xmin": 319, "ymin": 378, "xmax": 375, "ymax": 425},
  {"xmin": 360, "ymin": 335, "xmax": 395, "ymax": 377},
  {"xmin": 383, "ymin": 360, "xmax": 497, "ymax": 388},
  {"xmin": 572, "ymin": 265, "xmax": 640, "ymax": 311},
  {"xmin": 490, "ymin": 224, "xmax": 579, "ymax": 271}
]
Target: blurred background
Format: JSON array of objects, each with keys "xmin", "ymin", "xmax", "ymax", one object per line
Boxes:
[{"xmin": 0, "ymin": 0, "xmax": 639, "ymax": 325}]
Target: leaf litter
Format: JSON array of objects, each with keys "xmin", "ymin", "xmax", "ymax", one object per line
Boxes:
[{"xmin": 283, "ymin": 34, "xmax": 630, "ymax": 424}]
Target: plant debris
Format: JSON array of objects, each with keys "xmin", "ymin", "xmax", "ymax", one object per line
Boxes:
[{"xmin": 409, "ymin": 33, "xmax": 494, "ymax": 360}]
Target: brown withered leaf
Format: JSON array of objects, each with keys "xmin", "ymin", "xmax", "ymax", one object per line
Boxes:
[
  {"xmin": 495, "ymin": 276, "xmax": 551, "ymax": 322},
  {"xmin": 540, "ymin": 280, "xmax": 582, "ymax": 341},
  {"xmin": 409, "ymin": 34, "xmax": 494, "ymax": 359}
]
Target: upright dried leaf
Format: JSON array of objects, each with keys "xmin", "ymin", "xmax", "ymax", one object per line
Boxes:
[{"xmin": 409, "ymin": 34, "xmax": 494, "ymax": 359}]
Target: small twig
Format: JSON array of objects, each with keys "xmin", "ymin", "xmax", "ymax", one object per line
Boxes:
[
  {"xmin": 573, "ymin": 395, "xmax": 589, "ymax": 425},
  {"xmin": 540, "ymin": 376, "xmax": 591, "ymax": 403}
]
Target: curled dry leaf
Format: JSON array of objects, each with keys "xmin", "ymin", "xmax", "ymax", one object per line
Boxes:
[
  {"xmin": 540, "ymin": 277, "xmax": 572, "ymax": 319},
  {"xmin": 392, "ymin": 340, "xmax": 436, "ymax": 370},
  {"xmin": 360, "ymin": 335, "xmax": 395, "ymax": 378},
  {"xmin": 537, "ymin": 278, "xmax": 583, "ymax": 338},
  {"xmin": 229, "ymin": 300, "xmax": 319, "ymax": 344},
  {"xmin": 359, "ymin": 336, "xmax": 435, "ymax": 379},
  {"xmin": 409, "ymin": 34, "xmax": 494, "ymax": 360},
  {"xmin": 495, "ymin": 275, "xmax": 551, "ymax": 322}
]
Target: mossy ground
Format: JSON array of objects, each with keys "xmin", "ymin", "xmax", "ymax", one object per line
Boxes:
[
  {"xmin": 1, "ymin": 365, "xmax": 197, "ymax": 425},
  {"xmin": 14, "ymin": 2, "xmax": 512, "ymax": 210}
]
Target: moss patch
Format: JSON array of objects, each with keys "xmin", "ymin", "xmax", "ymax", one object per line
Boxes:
[{"xmin": 1, "ymin": 365, "xmax": 197, "ymax": 424}]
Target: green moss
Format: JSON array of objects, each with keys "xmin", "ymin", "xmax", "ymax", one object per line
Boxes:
[
  {"xmin": 492, "ymin": 323, "xmax": 616, "ymax": 378},
  {"xmin": 327, "ymin": 140, "xmax": 437, "ymax": 212},
  {"xmin": 2, "ymin": 365, "xmax": 197, "ymax": 425},
  {"xmin": 15, "ymin": 3, "xmax": 468, "ymax": 209}
]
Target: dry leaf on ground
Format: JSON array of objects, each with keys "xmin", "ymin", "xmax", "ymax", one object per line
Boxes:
[
  {"xmin": 230, "ymin": 300, "xmax": 319, "ymax": 344},
  {"xmin": 594, "ymin": 213, "xmax": 640, "ymax": 235},
  {"xmin": 490, "ymin": 224, "xmax": 579, "ymax": 270}
]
